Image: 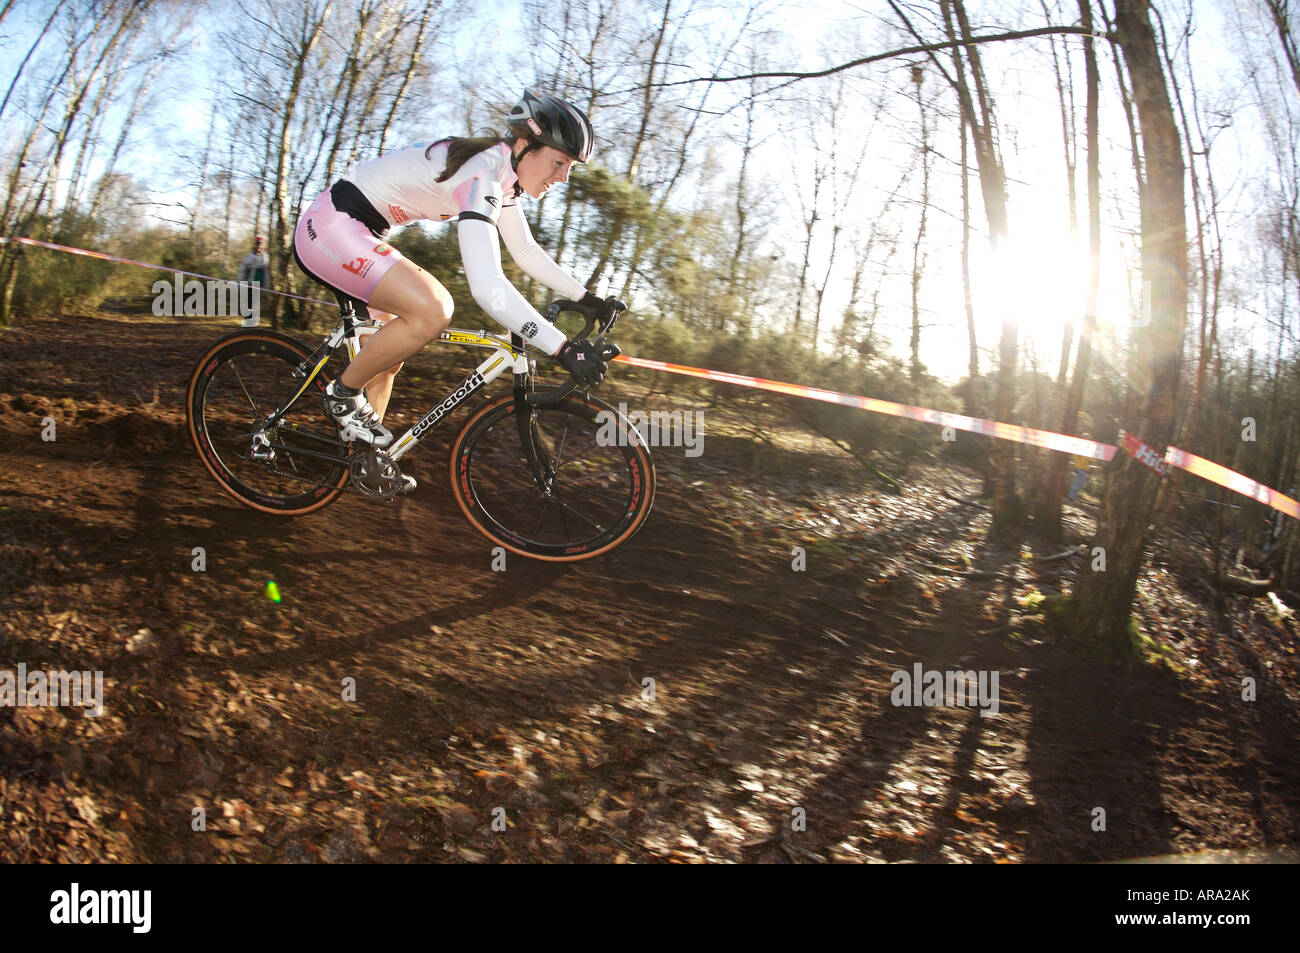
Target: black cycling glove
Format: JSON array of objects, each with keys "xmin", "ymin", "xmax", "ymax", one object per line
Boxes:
[
  {"xmin": 576, "ymin": 292, "xmax": 626, "ymax": 326},
  {"xmin": 556, "ymin": 338, "xmax": 607, "ymax": 388}
]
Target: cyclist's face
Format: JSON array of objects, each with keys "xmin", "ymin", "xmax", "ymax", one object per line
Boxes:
[{"xmin": 516, "ymin": 143, "xmax": 577, "ymax": 199}]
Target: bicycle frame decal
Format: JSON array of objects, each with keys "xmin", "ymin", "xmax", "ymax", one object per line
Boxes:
[
  {"xmin": 388, "ymin": 348, "xmax": 520, "ymax": 460},
  {"xmin": 408, "ymin": 370, "xmax": 485, "ymax": 441},
  {"xmin": 282, "ymin": 354, "xmax": 331, "ymax": 411},
  {"xmin": 439, "ymin": 328, "xmax": 520, "ymax": 355}
]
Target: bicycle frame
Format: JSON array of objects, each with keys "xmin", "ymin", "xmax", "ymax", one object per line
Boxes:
[{"xmin": 255, "ymin": 313, "xmax": 534, "ymax": 465}]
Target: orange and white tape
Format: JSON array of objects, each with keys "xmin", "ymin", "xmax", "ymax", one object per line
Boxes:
[
  {"xmin": 615, "ymin": 355, "xmax": 1298, "ymax": 520},
  {"xmin": 616, "ymin": 355, "xmax": 1116, "ymax": 460},
  {"xmin": 0, "ymin": 236, "xmax": 334, "ymax": 306}
]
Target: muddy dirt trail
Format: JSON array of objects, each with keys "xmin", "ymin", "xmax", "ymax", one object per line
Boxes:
[{"xmin": 2, "ymin": 312, "xmax": 1298, "ymax": 863}]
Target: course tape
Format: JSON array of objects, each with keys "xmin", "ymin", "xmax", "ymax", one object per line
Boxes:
[
  {"xmin": 7, "ymin": 235, "xmax": 1296, "ymax": 519},
  {"xmin": 615, "ymin": 355, "xmax": 1300, "ymax": 521},
  {"xmin": 0, "ymin": 236, "xmax": 335, "ymax": 306}
]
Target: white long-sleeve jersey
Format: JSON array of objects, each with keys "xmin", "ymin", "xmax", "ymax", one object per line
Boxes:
[{"xmin": 343, "ymin": 140, "xmax": 585, "ymax": 355}]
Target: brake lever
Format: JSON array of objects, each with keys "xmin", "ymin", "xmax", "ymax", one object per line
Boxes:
[{"xmin": 599, "ymin": 299, "xmax": 627, "ymax": 335}]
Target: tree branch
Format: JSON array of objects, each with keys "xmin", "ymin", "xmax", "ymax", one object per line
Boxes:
[{"xmin": 633, "ymin": 24, "xmax": 1110, "ymax": 92}]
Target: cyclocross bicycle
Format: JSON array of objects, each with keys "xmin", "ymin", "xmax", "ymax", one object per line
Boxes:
[{"xmin": 185, "ymin": 293, "xmax": 656, "ymax": 561}]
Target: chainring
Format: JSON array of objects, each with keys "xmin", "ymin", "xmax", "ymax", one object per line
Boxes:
[{"xmin": 348, "ymin": 448, "xmax": 404, "ymax": 500}]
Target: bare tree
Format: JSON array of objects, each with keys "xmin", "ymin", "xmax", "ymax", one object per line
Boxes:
[
  {"xmin": 0, "ymin": 0, "xmax": 160, "ymax": 323},
  {"xmin": 1036, "ymin": 0, "xmax": 1102, "ymax": 539},
  {"xmin": 958, "ymin": 111, "xmax": 980, "ymax": 415},
  {"xmin": 899, "ymin": 0, "xmax": 1021, "ymax": 534},
  {"xmin": 1072, "ymin": 0, "xmax": 1188, "ymax": 653},
  {"xmin": 908, "ymin": 62, "xmax": 932, "ymax": 386},
  {"xmin": 1265, "ymin": 0, "xmax": 1300, "ymax": 96}
]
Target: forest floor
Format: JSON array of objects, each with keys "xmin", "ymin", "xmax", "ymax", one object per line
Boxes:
[{"xmin": 2, "ymin": 310, "xmax": 1299, "ymax": 863}]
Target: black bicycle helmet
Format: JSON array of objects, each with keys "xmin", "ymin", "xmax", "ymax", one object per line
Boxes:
[{"xmin": 507, "ymin": 89, "xmax": 594, "ymax": 164}]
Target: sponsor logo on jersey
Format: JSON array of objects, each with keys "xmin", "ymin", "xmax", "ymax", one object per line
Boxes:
[
  {"xmin": 387, "ymin": 204, "xmax": 409, "ymax": 224},
  {"xmin": 342, "ymin": 256, "xmax": 373, "ymax": 278},
  {"xmin": 374, "ymin": 242, "xmax": 392, "ymax": 256},
  {"xmin": 485, "ymin": 195, "xmax": 498, "ymax": 208},
  {"xmin": 306, "ymin": 219, "xmax": 317, "ymax": 241},
  {"xmin": 520, "ymin": 321, "xmax": 538, "ymax": 339}
]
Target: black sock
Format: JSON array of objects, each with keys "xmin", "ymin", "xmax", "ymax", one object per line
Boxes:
[{"xmin": 332, "ymin": 380, "xmax": 360, "ymax": 397}]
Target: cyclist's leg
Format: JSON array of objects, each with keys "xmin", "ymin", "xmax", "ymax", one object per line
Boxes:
[
  {"xmin": 293, "ymin": 188, "xmax": 448, "ymax": 396},
  {"xmin": 337, "ymin": 259, "xmax": 452, "ymax": 391},
  {"xmin": 294, "ymin": 191, "xmax": 451, "ymax": 445},
  {"xmin": 358, "ymin": 309, "xmax": 403, "ymax": 421},
  {"xmin": 293, "ymin": 208, "xmax": 395, "ymax": 444}
]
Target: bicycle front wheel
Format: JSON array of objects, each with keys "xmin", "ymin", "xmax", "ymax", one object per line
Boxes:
[
  {"xmin": 187, "ymin": 330, "xmax": 349, "ymax": 516},
  {"xmin": 449, "ymin": 393, "xmax": 656, "ymax": 561}
]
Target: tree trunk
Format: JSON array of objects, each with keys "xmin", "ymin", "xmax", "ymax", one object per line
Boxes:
[
  {"xmin": 910, "ymin": 65, "xmax": 930, "ymax": 387},
  {"xmin": 270, "ymin": 2, "xmax": 332, "ymax": 330},
  {"xmin": 377, "ymin": 0, "xmax": 435, "ymax": 155},
  {"xmin": 1036, "ymin": 0, "xmax": 1101, "ymax": 540},
  {"xmin": 960, "ymin": 113, "xmax": 979, "ymax": 416},
  {"xmin": 1072, "ymin": 0, "xmax": 1187, "ymax": 656},
  {"xmin": 944, "ymin": 0, "xmax": 1019, "ymax": 534}
]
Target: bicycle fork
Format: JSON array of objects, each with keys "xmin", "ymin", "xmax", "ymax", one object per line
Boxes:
[{"xmin": 515, "ymin": 384, "xmax": 556, "ymax": 495}]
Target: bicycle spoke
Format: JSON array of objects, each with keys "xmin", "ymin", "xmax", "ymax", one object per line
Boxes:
[
  {"xmin": 533, "ymin": 499, "xmax": 554, "ymax": 537},
  {"xmin": 483, "ymin": 483, "xmax": 543, "ymax": 504},
  {"xmin": 550, "ymin": 422, "xmax": 571, "ymax": 473},
  {"xmin": 228, "ymin": 359, "xmax": 262, "ymax": 417},
  {"xmin": 548, "ymin": 436, "xmax": 613, "ymax": 470},
  {"xmin": 551, "ymin": 497, "xmax": 607, "ymax": 533}
]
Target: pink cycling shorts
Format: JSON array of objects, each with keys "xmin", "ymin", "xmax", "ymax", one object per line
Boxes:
[{"xmin": 294, "ymin": 188, "xmax": 405, "ymax": 302}]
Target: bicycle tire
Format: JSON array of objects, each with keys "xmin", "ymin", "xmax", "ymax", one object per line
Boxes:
[
  {"xmin": 449, "ymin": 392, "xmax": 656, "ymax": 561},
  {"xmin": 187, "ymin": 329, "xmax": 350, "ymax": 516}
]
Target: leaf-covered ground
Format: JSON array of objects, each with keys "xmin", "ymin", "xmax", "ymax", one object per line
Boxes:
[{"xmin": 2, "ymin": 312, "xmax": 1298, "ymax": 863}]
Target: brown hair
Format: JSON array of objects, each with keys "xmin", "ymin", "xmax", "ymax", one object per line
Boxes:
[{"xmin": 428, "ymin": 135, "xmax": 519, "ymax": 183}]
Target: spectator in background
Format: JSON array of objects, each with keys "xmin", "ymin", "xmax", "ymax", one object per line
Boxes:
[
  {"xmin": 1067, "ymin": 434, "xmax": 1092, "ymax": 501},
  {"xmin": 236, "ymin": 236, "xmax": 268, "ymax": 326}
]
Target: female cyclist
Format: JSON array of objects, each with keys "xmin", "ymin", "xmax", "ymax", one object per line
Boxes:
[{"xmin": 293, "ymin": 89, "xmax": 618, "ymax": 459}]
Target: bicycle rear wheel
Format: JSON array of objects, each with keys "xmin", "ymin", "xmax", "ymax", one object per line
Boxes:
[
  {"xmin": 187, "ymin": 330, "xmax": 349, "ymax": 515},
  {"xmin": 449, "ymin": 393, "xmax": 656, "ymax": 561}
]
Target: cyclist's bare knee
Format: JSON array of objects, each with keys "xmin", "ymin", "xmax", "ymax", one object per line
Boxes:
[
  {"xmin": 416, "ymin": 285, "xmax": 452, "ymax": 340},
  {"xmin": 369, "ymin": 260, "xmax": 453, "ymax": 341}
]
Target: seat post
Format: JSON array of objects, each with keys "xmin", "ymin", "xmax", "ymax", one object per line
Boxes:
[{"xmin": 334, "ymin": 291, "xmax": 367, "ymax": 335}]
